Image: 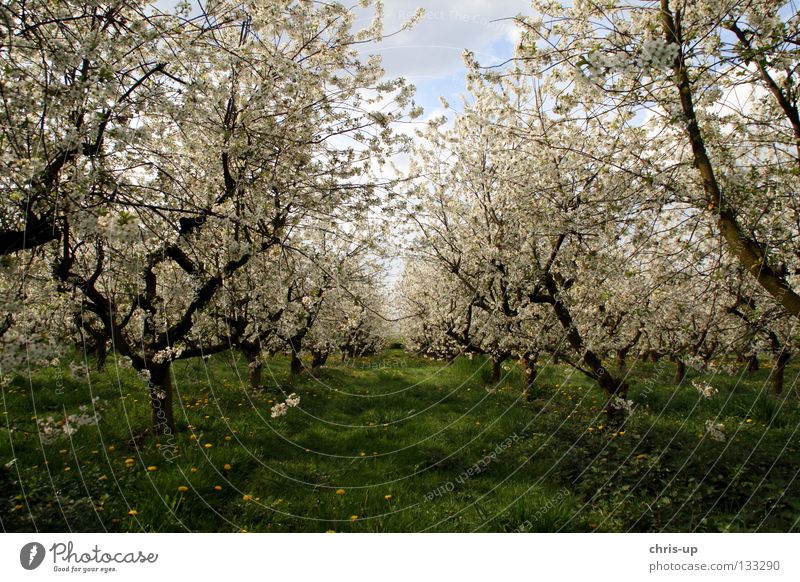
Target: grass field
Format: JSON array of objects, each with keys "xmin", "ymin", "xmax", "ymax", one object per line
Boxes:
[{"xmin": 2, "ymin": 349, "xmax": 799, "ymax": 532}]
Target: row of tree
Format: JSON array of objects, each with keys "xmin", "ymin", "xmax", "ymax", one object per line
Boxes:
[
  {"xmin": 398, "ymin": 0, "xmax": 799, "ymax": 417},
  {"xmin": 0, "ymin": 0, "xmax": 403, "ymax": 434}
]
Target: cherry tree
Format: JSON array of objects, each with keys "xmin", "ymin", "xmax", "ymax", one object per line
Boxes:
[
  {"xmin": 2, "ymin": 0, "xmax": 417, "ymax": 435},
  {"xmin": 399, "ymin": 68, "xmax": 660, "ymax": 415},
  {"xmin": 513, "ymin": 0, "xmax": 800, "ymax": 319}
]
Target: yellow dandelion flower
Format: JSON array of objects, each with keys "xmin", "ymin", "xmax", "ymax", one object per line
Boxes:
[
  {"xmin": 746, "ymin": 419, "xmax": 753, "ymax": 424},
  {"xmin": 107, "ymin": 446, "xmax": 116, "ymax": 452},
  {"xmin": 224, "ymin": 436, "xmax": 232, "ymax": 441},
  {"xmin": 213, "ymin": 485, "xmax": 222, "ymax": 491},
  {"xmin": 190, "ymin": 467, "xmax": 198, "ymax": 473},
  {"xmin": 204, "ymin": 443, "xmax": 213, "ymax": 449},
  {"xmin": 223, "ymin": 463, "xmax": 232, "ymax": 471},
  {"xmin": 384, "ymin": 495, "xmax": 393, "ymax": 500},
  {"xmin": 177, "ymin": 486, "xmax": 189, "ymax": 493},
  {"xmin": 98, "ymin": 475, "xmax": 108, "ymax": 481},
  {"xmin": 335, "ymin": 489, "xmax": 345, "ymax": 495},
  {"xmin": 147, "ymin": 465, "xmax": 157, "ymax": 472},
  {"xmin": 619, "ymin": 431, "xmax": 625, "ymax": 436},
  {"xmin": 127, "ymin": 509, "xmax": 138, "ymax": 516},
  {"xmin": 242, "ymin": 494, "xmax": 253, "ymax": 502},
  {"xmin": 350, "ymin": 515, "xmax": 358, "ymax": 521}
]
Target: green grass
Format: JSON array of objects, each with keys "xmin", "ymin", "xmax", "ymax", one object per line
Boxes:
[{"xmin": 2, "ymin": 349, "xmax": 799, "ymax": 532}]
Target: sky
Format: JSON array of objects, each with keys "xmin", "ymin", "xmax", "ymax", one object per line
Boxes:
[
  {"xmin": 154, "ymin": 1, "xmax": 533, "ymax": 123},
  {"xmin": 344, "ymin": 2, "xmax": 534, "ymax": 280},
  {"xmin": 351, "ymin": 1, "xmax": 530, "ymax": 117}
]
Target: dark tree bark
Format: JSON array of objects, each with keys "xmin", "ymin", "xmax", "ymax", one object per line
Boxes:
[
  {"xmin": 94, "ymin": 340, "xmax": 108, "ymax": 371},
  {"xmin": 490, "ymin": 354, "xmax": 509, "ymax": 384},
  {"xmin": 520, "ymin": 351, "xmax": 538, "ymax": 400},
  {"xmin": 249, "ymin": 360, "xmax": 263, "ymax": 391},
  {"xmin": 771, "ymin": 352, "xmax": 791, "ymax": 395},
  {"xmin": 616, "ymin": 352, "xmax": 628, "ymax": 377},
  {"xmin": 146, "ymin": 363, "xmax": 175, "ymax": 436},
  {"xmin": 674, "ymin": 359, "xmax": 686, "ymax": 384},
  {"xmin": 241, "ymin": 345, "xmax": 263, "ymax": 391},
  {"xmin": 747, "ymin": 353, "xmax": 760, "ymax": 373},
  {"xmin": 311, "ymin": 351, "xmax": 328, "ymax": 368},
  {"xmin": 540, "ymin": 273, "xmax": 627, "ymax": 422},
  {"xmin": 289, "ymin": 335, "xmax": 304, "ymax": 376}
]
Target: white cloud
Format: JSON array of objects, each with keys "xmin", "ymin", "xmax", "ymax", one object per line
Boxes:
[{"xmin": 356, "ymin": 0, "xmax": 531, "ymax": 80}]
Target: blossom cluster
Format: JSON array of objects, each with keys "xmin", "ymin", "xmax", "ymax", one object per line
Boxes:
[
  {"xmin": 36, "ymin": 399, "xmax": 102, "ymax": 444},
  {"xmin": 270, "ymin": 393, "xmax": 301, "ymax": 418},
  {"xmin": 692, "ymin": 380, "xmax": 718, "ymax": 399}
]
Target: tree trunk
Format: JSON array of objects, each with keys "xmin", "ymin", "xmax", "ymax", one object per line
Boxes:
[
  {"xmin": 95, "ymin": 340, "xmax": 107, "ymax": 371},
  {"xmin": 771, "ymin": 352, "xmax": 791, "ymax": 395},
  {"xmin": 490, "ymin": 356, "xmax": 506, "ymax": 384},
  {"xmin": 674, "ymin": 360, "xmax": 686, "ymax": 384},
  {"xmin": 147, "ymin": 363, "xmax": 175, "ymax": 436},
  {"xmin": 660, "ymin": 1, "xmax": 800, "ymax": 320},
  {"xmin": 520, "ymin": 352, "xmax": 538, "ymax": 400},
  {"xmin": 243, "ymin": 346, "xmax": 262, "ymax": 391},
  {"xmin": 616, "ymin": 351, "xmax": 628, "ymax": 377},
  {"xmin": 288, "ymin": 336, "xmax": 303, "ymax": 376},
  {"xmin": 541, "ymin": 273, "xmax": 627, "ymax": 422},
  {"xmin": 248, "ymin": 359, "xmax": 262, "ymax": 391},
  {"xmin": 290, "ymin": 352, "xmax": 302, "ymax": 375},
  {"xmin": 311, "ymin": 351, "xmax": 328, "ymax": 368},
  {"xmin": 747, "ymin": 353, "xmax": 760, "ymax": 373}
]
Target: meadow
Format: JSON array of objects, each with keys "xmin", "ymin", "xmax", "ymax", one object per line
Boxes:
[{"xmin": 2, "ymin": 349, "xmax": 799, "ymax": 533}]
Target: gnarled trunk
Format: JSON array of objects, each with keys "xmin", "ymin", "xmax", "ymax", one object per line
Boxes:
[
  {"xmin": 290, "ymin": 353, "xmax": 302, "ymax": 375},
  {"xmin": 747, "ymin": 353, "xmax": 760, "ymax": 373},
  {"xmin": 288, "ymin": 336, "xmax": 303, "ymax": 376},
  {"xmin": 95, "ymin": 340, "xmax": 108, "ymax": 371},
  {"xmin": 771, "ymin": 352, "xmax": 791, "ymax": 395},
  {"xmin": 249, "ymin": 361, "xmax": 262, "ymax": 391},
  {"xmin": 490, "ymin": 355, "xmax": 508, "ymax": 384},
  {"xmin": 520, "ymin": 351, "xmax": 538, "ymax": 400},
  {"xmin": 242, "ymin": 345, "xmax": 263, "ymax": 391},
  {"xmin": 542, "ymin": 273, "xmax": 627, "ymax": 422},
  {"xmin": 147, "ymin": 362, "xmax": 175, "ymax": 436},
  {"xmin": 674, "ymin": 359, "xmax": 686, "ymax": 384},
  {"xmin": 311, "ymin": 351, "xmax": 328, "ymax": 368},
  {"xmin": 616, "ymin": 352, "xmax": 628, "ymax": 377}
]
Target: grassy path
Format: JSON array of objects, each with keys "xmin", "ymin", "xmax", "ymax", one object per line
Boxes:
[{"xmin": 2, "ymin": 350, "xmax": 799, "ymax": 532}]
